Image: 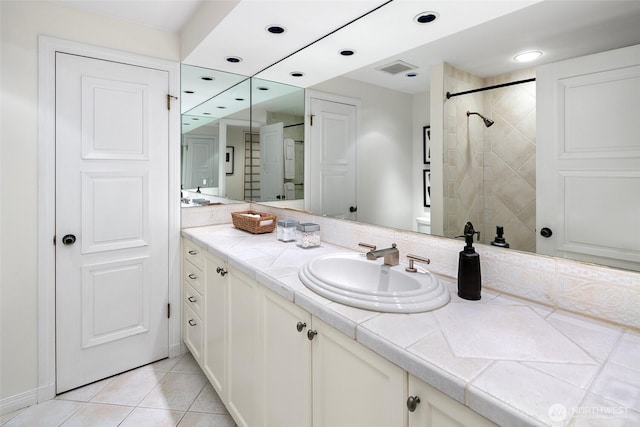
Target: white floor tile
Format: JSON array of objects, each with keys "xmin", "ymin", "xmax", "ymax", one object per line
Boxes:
[
  {"xmin": 171, "ymin": 353, "xmax": 203, "ymax": 375},
  {"xmin": 178, "ymin": 412, "xmax": 236, "ymax": 427},
  {"xmin": 56, "ymin": 377, "xmax": 114, "ymax": 402},
  {"xmin": 139, "ymin": 372, "xmax": 208, "ymax": 411},
  {"xmin": 0, "ymin": 408, "xmax": 23, "ymax": 425},
  {"xmin": 2, "ymin": 400, "xmax": 84, "ymax": 427},
  {"xmin": 139, "ymin": 356, "xmax": 182, "ymax": 373},
  {"xmin": 59, "ymin": 403, "xmax": 132, "ymax": 427},
  {"xmin": 189, "ymin": 383, "xmax": 228, "ymax": 414},
  {"xmin": 119, "ymin": 407, "xmax": 184, "ymax": 427},
  {"xmin": 91, "ymin": 369, "xmax": 166, "ymax": 406}
]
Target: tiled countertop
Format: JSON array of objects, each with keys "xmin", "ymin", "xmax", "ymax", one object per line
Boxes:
[{"xmin": 182, "ymin": 224, "xmax": 640, "ymax": 427}]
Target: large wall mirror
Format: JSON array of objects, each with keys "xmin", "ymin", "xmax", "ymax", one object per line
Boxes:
[
  {"xmin": 181, "ymin": 66, "xmax": 305, "ymax": 206},
  {"xmin": 182, "ymin": 1, "xmax": 640, "ymax": 272}
]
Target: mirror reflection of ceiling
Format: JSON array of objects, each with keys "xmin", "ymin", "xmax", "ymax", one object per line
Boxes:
[{"xmin": 257, "ymin": 1, "xmax": 640, "ymax": 94}]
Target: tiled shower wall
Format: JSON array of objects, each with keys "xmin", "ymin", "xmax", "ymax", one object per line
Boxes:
[
  {"xmin": 443, "ymin": 64, "xmax": 486, "ymax": 240},
  {"xmin": 443, "ymin": 64, "xmax": 536, "ymax": 252}
]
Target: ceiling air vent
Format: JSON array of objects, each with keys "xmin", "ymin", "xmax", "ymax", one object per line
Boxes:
[{"xmin": 376, "ymin": 60, "xmax": 417, "ymax": 75}]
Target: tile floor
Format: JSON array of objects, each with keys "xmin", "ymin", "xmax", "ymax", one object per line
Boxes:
[{"xmin": 1, "ymin": 352, "xmax": 237, "ymax": 427}]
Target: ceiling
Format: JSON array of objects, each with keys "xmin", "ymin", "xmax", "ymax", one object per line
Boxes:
[
  {"xmin": 53, "ymin": 1, "xmax": 640, "ymax": 95},
  {"xmin": 54, "ymin": 0, "xmax": 202, "ymax": 32}
]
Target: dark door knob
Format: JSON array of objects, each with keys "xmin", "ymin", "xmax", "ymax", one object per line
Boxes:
[
  {"xmin": 62, "ymin": 234, "xmax": 76, "ymax": 245},
  {"xmin": 349, "ymin": 206, "xmax": 357, "ymax": 213},
  {"xmin": 540, "ymin": 227, "xmax": 553, "ymax": 238}
]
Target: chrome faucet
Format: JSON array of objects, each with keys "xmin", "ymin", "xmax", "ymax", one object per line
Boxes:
[{"xmin": 366, "ymin": 243, "xmax": 399, "ymax": 266}]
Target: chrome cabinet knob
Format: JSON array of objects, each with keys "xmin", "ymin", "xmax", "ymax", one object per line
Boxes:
[
  {"xmin": 216, "ymin": 267, "xmax": 228, "ymax": 276},
  {"xmin": 296, "ymin": 322, "xmax": 307, "ymax": 332},
  {"xmin": 307, "ymin": 330, "xmax": 318, "ymax": 341},
  {"xmin": 540, "ymin": 227, "xmax": 553, "ymax": 238},
  {"xmin": 407, "ymin": 395, "xmax": 421, "ymax": 412}
]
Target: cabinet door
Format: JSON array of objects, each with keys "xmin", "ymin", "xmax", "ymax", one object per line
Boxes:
[
  {"xmin": 203, "ymin": 252, "xmax": 227, "ymax": 396},
  {"xmin": 260, "ymin": 288, "xmax": 312, "ymax": 427},
  {"xmin": 312, "ymin": 317, "xmax": 406, "ymax": 427},
  {"xmin": 226, "ymin": 267, "xmax": 260, "ymax": 427},
  {"xmin": 183, "ymin": 303, "xmax": 203, "ymax": 362},
  {"xmin": 408, "ymin": 374, "xmax": 497, "ymax": 427}
]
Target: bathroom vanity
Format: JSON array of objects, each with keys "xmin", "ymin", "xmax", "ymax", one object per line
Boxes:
[{"xmin": 181, "ymin": 208, "xmax": 639, "ymax": 427}]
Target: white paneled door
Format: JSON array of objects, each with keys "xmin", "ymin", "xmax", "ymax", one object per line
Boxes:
[
  {"xmin": 308, "ymin": 97, "xmax": 357, "ymax": 220},
  {"xmin": 537, "ymin": 44, "xmax": 640, "ymax": 271},
  {"xmin": 259, "ymin": 122, "xmax": 284, "ymax": 201},
  {"xmin": 55, "ymin": 53, "xmax": 169, "ymax": 393}
]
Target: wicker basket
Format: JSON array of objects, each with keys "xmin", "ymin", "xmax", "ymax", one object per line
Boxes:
[{"xmin": 231, "ymin": 210, "xmax": 277, "ymax": 234}]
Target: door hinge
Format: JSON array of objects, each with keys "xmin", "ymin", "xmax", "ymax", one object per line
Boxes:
[
  {"xmin": 167, "ymin": 303, "xmax": 171, "ymax": 318},
  {"xmin": 167, "ymin": 94, "xmax": 178, "ymax": 110},
  {"xmin": 53, "ymin": 235, "xmax": 56, "ymax": 246}
]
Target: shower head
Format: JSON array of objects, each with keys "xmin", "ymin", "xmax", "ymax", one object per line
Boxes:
[{"xmin": 467, "ymin": 111, "xmax": 494, "ymax": 128}]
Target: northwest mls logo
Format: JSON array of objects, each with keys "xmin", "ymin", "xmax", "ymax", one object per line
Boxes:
[
  {"xmin": 549, "ymin": 403, "xmax": 627, "ymax": 422},
  {"xmin": 548, "ymin": 404, "xmax": 568, "ymax": 422}
]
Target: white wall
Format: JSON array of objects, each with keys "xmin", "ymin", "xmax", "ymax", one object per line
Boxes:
[
  {"xmin": 412, "ymin": 91, "xmax": 430, "ymax": 231},
  {"xmin": 311, "ymin": 76, "xmax": 414, "ymax": 230},
  {"xmin": 0, "ymin": 0, "xmax": 179, "ymax": 404}
]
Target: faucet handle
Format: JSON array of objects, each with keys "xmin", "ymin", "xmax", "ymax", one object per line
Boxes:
[
  {"xmin": 406, "ymin": 254, "xmax": 431, "ymax": 273},
  {"xmin": 358, "ymin": 242, "xmax": 377, "ymax": 251}
]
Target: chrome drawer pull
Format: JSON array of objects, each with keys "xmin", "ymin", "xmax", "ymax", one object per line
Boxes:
[
  {"xmin": 188, "ymin": 296, "xmax": 197, "ymax": 303},
  {"xmin": 188, "ymin": 319, "xmax": 197, "ymax": 327},
  {"xmin": 188, "ymin": 273, "xmax": 197, "ymax": 280},
  {"xmin": 188, "ymin": 250, "xmax": 198, "ymax": 255}
]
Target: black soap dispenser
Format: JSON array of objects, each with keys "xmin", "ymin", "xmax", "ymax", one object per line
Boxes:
[{"xmin": 456, "ymin": 222, "xmax": 481, "ymax": 300}]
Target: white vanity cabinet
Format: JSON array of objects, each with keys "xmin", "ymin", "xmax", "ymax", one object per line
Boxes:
[
  {"xmin": 181, "ymin": 237, "xmax": 496, "ymax": 427},
  {"xmin": 311, "ymin": 317, "xmax": 406, "ymax": 427},
  {"xmin": 259, "ymin": 288, "xmax": 312, "ymax": 427},
  {"xmin": 226, "ymin": 265, "xmax": 261, "ymax": 427},
  {"xmin": 258, "ymin": 291, "xmax": 404, "ymax": 427},
  {"xmin": 182, "ymin": 239, "xmax": 205, "ymax": 363},
  {"xmin": 203, "ymin": 251, "xmax": 227, "ymax": 397},
  {"xmin": 407, "ymin": 374, "xmax": 497, "ymax": 427}
]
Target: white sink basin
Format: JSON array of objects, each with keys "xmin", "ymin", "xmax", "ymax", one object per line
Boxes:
[{"xmin": 298, "ymin": 253, "xmax": 450, "ymax": 313}]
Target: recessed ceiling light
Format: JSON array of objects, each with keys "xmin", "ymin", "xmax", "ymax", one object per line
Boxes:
[
  {"xmin": 266, "ymin": 25, "xmax": 286, "ymax": 34},
  {"xmin": 339, "ymin": 49, "xmax": 356, "ymax": 56},
  {"xmin": 513, "ymin": 50, "xmax": 543, "ymax": 62},
  {"xmin": 217, "ymin": 106, "xmax": 227, "ymax": 109},
  {"xmin": 256, "ymin": 86, "xmax": 269, "ymax": 91},
  {"xmin": 235, "ymin": 98, "xmax": 245, "ymax": 101},
  {"xmin": 225, "ymin": 56, "xmax": 242, "ymax": 63},
  {"xmin": 183, "ymin": 90, "xmax": 194, "ymax": 94},
  {"xmin": 203, "ymin": 112, "xmax": 211, "ymax": 115},
  {"xmin": 406, "ymin": 72, "xmax": 418, "ymax": 78},
  {"xmin": 201, "ymin": 76, "xmax": 214, "ymax": 81},
  {"xmin": 290, "ymin": 72, "xmax": 305, "ymax": 77},
  {"xmin": 183, "ymin": 123, "xmax": 190, "ymax": 126},
  {"xmin": 414, "ymin": 12, "xmax": 439, "ymax": 24},
  {"xmin": 192, "ymin": 117, "xmax": 199, "ymax": 120}
]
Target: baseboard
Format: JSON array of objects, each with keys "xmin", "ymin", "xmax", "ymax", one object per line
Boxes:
[
  {"xmin": 169, "ymin": 342, "xmax": 183, "ymax": 359},
  {"xmin": 0, "ymin": 388, "xmax": 38, "ymax": 416},
  {"xmin": 37, "ymin": 382, "xmax": 56, "ymax": 403}
]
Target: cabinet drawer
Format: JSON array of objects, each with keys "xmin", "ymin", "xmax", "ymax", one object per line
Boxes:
[
  {"xmin": 184, "ymin": 282, "xmax": 203, "ymax": 319},
  {"xmin": 184, "ymin": 304, "xmax": 203, "ymax": 362},
  {"xmin": 184, "ymin": 260, "xmax": 203, "ymax": 295},
  {"xmin": 183, "ymin": 239, "xmax": 204, "ymax": 270}
]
